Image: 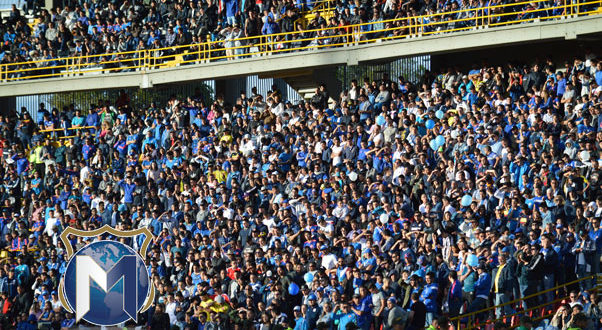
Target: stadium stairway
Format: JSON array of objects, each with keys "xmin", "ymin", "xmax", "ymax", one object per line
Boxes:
[
  {"xmin": 450, "ymin": 274, "xmax": 602, "ymax": 329},
  {"xmin": 289, "ymin": 0, "xmax": 337, "ymax": 30}
]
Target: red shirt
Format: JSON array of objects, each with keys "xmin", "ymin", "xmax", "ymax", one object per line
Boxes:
[{"xmin": 226, "ymin": 266, "xmax": 240, "ymax": 280}]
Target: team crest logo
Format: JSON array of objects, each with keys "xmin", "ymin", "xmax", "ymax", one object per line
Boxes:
[{"xmin": 58, "ymin": 225, "xmax": 155, "ymax": 326}]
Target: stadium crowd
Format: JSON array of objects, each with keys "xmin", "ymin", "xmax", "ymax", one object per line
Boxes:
[
  {"xmin": 0, "ymin": 50, "xmax": 600, "ymax": 330},
  {"xmin": 1, "ymin": 0, "xmax": 598, "ymax": 79}
]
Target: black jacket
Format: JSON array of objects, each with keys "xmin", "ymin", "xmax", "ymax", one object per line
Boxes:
[
  {"xmin": 492, "ymin": 262, "xmax": 514, "ymax": 293},
  {"xmin": 541, "ymin": 248, "xmax": 559, "ymax": 275},
  {"xmin": 150, "ymin": 311, "xmax": 170, "ymax": 330},
  {"xmin": 526, "ymin": 253, "xmax": 544, "ymax": 281}
]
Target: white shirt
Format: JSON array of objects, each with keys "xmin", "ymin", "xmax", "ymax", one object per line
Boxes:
[
  {"xmin": 160, "ymin": 214, "xmax": 178, "ymax": 232},
  {"xmin": 239, "ymin": 140, "xmax": 256, "ymax": 157},
  {"xmin": 45, "ymin": 216, "xmax": 58, "ymax": 236},
  {"xmin": 51, "ymin": 298, "xmax": 62, "ymax": 311},
  {"xmin": 90, "ymin": 197, "xmax": 103, "ymax": 211},
  {"xmin": 321, "ymin": 253, "xmax": 337, "ymax": 270},
  {"xmin": 270, "ymin": 103, "xmax": 285, "ymax": 117},
  {"xmin": 80, "ymin": 165, "xmax": 91, "ymax": 184},
  {"xmin": 331, "ymin": 145, "xmax": 343, "ymax": 166},
  {"xmin": 349, "ymin": 86, "xmax": 358, "ymax": 100},
  {"xmin": 333, "ymin": 205, "xmax": 348, "ymax": 219},
  {"xmin": 166, "ymin": 301, "xmax": 178, "ymax": 324}
]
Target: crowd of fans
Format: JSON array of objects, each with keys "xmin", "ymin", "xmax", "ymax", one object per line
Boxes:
[
  {"xmin": 0, "ymin": 49, "xmax": 600, "ymax": 329},
  {"xmin": 0, "ymin": 0, "xmax": 598, "ymax": 79}
]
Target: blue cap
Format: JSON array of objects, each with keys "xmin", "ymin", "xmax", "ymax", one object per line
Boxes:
[
  {"xmin": 501, "ymin": 246, "xmax": 511, "ymax": 253},
  {"xmin": 308, "ymin": 293, "xmax": 317, "ymax": 300},
  {"xmin": 411, "ymin": 269, "xmax": 425, "ymax": 278}
]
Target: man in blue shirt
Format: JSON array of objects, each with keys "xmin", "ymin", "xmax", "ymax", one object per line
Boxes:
[
  {"xmin": 468, "ymin": 264, "xmax": 491, "ymax": 323},
  {"xmin": 293, "ymin": 306, "xmax": 308, "ymax": 330},
  {"xmin": 420, "ymin": 272, "xmax": 439, "ymax": 326},
  {"xmin": 556, "ymin": 72, "xmax": 567, "ymax": 96},
  {"xmin": 85, "ymin": 109, "xmax": 99, "ymax": 132},
  {"xmin": 334, "ymin": 302, "xmax": 357, "ymax": 330},
  {"xmin": 224, "ymin": 0, "xmax": 238, "ymax": 26},
  {"xmin": 60, "ymin": 313, "xmax": 75, "ymax": 328},
  {"xmin": 351, "ymin": 287, "xmax": 372, "ymax": 330},
  {"xmin": 305, "ymin": 294, "xmax": 322, "ymax": 329},
  {"xmin": 14, "ymin": 256, "xmax": 30, "ymax": 286},
  {"xmin": 119, "ymin": 176, "xmax": 136, "ymax": 206},
  {"xmin": 588, "ymin": 218, "xmax": 602, "ymax": 275},
  {"xmin": 82, "ymin": 138, "xmax": 95, "ymax": 163},
  {"xmin": 141, "ymin": 131, "xmax": 157, "ymax": 152}
]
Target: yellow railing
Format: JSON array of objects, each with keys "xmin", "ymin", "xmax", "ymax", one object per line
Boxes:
[
  {"xmin": 37, "ymin": 125, "xmax": 98, "ymax": 140},
  {"xmin": 38, "ymin": 125, "xmax": 97, "ymax": 134},
  {"xmin": 293, "ymin": 1, "xmax": 337, "ymax": 30},
  {"xmin": 294, "ymin": 0, "xmax": 333, "ymax": 13},
  {"xmin": 276, "ymin": 0, "xmax": 333, "ymax": 26},
  {"xmin": 450, "ymin": 274, "xmax": 601, "ymax": 329},
  {"xmin": 1, "ymin": 0, "xmax": 600, "ymax": 82},
  {"xmin": 306, "ymin": 0, "xmax": 335, "ymax": 16}
]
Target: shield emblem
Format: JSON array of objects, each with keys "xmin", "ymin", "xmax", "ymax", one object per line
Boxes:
[{"xmin": 57, "ymin": 225, "xmax": 155, "ymax": 322}]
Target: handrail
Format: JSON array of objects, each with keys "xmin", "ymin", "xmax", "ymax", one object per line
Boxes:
[
  {"xmin": 450, "ymin": 274, "xmax": 598, "ymax": 329},
  {"xmin": 0, "ymin": 0, "xmax": 599, "ymax": 82},
  {"xmin": 1, "ymin": 0, "xmax": 588, "ymax": 67},
  {"xmin": 38, "ymin": 126, "xmax": 97, "ymax": 133}
]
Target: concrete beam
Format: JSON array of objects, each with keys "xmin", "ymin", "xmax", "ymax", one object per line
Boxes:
[{"xmin": 0, "ymin": 15, "xmax": 601, "ymax": 97}]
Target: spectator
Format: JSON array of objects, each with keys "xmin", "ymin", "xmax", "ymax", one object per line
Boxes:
[{"xmin": 0, "ymin": 51, "xmax": 598, "ymax": 329}]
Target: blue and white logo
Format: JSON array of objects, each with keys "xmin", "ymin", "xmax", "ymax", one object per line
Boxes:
[{"xmin": 58, "ymin": 226, "xmax": 155, "ymax": 326}]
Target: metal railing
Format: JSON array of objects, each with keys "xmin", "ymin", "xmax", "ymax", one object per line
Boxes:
[
  {"xmin": 295, "ymin": 0, "xmax": 334, "ymax": 14},
  {"xmin": 37, "ymin": 125, "xmax": 97, "ymax": 140},
  {"xmin": 450, "ymin": 274, "xmax": 601, "ymax": 329},
  {"xmin": 0, "ymin": 0, "xmax": 600, "ymax": 82}
]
